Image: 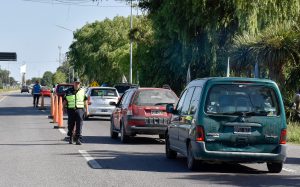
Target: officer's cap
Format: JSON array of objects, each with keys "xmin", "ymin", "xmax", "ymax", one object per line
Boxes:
[{"xmin": 74, "ymin": 78, "xmax": 81, "ymax": 83}]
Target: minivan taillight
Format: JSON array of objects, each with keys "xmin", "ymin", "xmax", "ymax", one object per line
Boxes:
[
  {"xmin": 196, "ymin": 126, "xmax": 205, "ymax": 141},
  {"xmin": 88, "ymin": 96, "xmax": 91, "ymax": 105},
  {"xmin": 280, "ymin": 129, "xmax": 287, "ymax": 144}
]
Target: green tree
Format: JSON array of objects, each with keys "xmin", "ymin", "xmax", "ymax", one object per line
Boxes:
[
  {"xmin": 52, "ymin": 71, "xmax": 67, "ymax": 84},
  {"xmin": 0, "ymin": 69, "xmax": 9, "ymax": 86},
  {"xmin": 138, "ymin": 0, "xmax": 300, "ymax": 93},
  {"xmin": 68, "ymin": 16, "xmax": 136, "ymax": 85},
  {"xmin": 41, "ymin": 71, "xmax": 53, "ymax": 87}
]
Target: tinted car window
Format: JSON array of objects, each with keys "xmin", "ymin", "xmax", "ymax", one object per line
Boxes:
[
  {"xmin": 205, "ymin": 84, "xmax": 280, "ymax": 116},
  {"xmin": 56, "ymin": 85, "xmax": 74, "ymax": 95},
  {"xmin": 90, "ymin": 88, "xmax": 117, "ymax": 97},
  {"xmin": 181, "ymin": 87, "xmax": 195, "ymax": 115},
  {"xmin": 115, "ymin": 85, "xmax": 131, "ymax": 94},
  {"xmin": 176, "ymin": 89, "xmax": 188, "ymax": 113},
  {"xmin": 120, "ymin": 92, "xmax": 129, "ymax": 106},
  {"xmin": 189, "ymin": 86, "xmax": 202, "ymax": 115},
  {"xmin": 134, "ymin": 89, "xmax": 177, "ymax": 106},
  {"xmin": 124, "ymin": 90, "xmax": 135, "ymax": 107}
]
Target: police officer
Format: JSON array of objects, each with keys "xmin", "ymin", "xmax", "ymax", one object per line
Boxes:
[{"xmin": 63, "ymin": 78, "xmax": 88, "ymax": 145}]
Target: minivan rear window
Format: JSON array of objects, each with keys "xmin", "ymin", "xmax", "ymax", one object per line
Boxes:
[
  {"xmin": 205, "ymin": 84, "xmax": 280, "ymax": 116},
  {"xmin": 90, "ymin": 89, "xmax": 117, "ymax": 97},
  {"xmin": 115, "ymin": 85, "xmax": 130, "ymax": 94},
  {"xmin": 134, "ymin": 89, "xmax": 178, "ymax": 106}
]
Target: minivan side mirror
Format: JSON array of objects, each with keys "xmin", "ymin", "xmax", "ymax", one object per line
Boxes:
[
  {"xmin": 166, "ymin": 103, "xmax": 177, "ymax": 114},
  {"xmin": 109, "ymin": 101, "xmax": 117, "ymax": 106}
]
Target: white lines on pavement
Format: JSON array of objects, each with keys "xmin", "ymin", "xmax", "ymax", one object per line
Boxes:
[
  {"xmin": 0, "ymin": 96, "xmax": 7, "ymax": 102},
  {"xmin": 283, "ymin": 167, "xmax": 297, "ymax": 173},
  {"xmin": 58, "ymin": 129, "xmax": 67, "ymax": 134},
  {"xmin": 79, "ymin": 150, "xmax": 102, "ymax": 169}
]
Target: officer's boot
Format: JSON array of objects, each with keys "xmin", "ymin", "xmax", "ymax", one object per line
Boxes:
[
  {"xmin": 75, "ymin": 136, "xmax": 82, "ymax": 145},
  {"xmin": 69, "ymin": 135, "xmax": 73, "ymax": 144}
]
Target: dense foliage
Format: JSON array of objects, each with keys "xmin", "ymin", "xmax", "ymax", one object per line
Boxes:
[
  {"xmin": 66, "ymin": 0, "xmax": 300, "ymax": 97},
  {"xmin": 0, "ymin": 68, "xmax": 16, "ymax": 87},
  {"xmin": 138, "ymin": 0, "xmax": 300, "ymax": 93}
]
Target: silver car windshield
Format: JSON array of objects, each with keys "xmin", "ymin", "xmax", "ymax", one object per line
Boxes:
[
  {"xmin": 205, "ymin": 84, "xmax": 280, "ymax": 116},
  {"xmin": 90, "ymin": 89, "xmax": 118, "ymax": 97}
]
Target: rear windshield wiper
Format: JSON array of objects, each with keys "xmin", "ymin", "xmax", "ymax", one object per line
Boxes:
[
  {"xmin": 220, "ymin": 111, "xmax": 268, "ymax": 116},
  {"xmin": 154, "ymin": 102, "xmax": 174, "ymax": 106}
]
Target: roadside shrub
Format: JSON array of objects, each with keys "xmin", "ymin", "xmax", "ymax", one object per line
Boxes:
[{"xmin": 287, "ymin": 122, "xmax": 300, "ymax": 144}]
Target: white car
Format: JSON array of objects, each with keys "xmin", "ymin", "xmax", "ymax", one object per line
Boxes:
[{"xmin": 84, "ymin": 87, "xmax": 119, "ymax": 119}]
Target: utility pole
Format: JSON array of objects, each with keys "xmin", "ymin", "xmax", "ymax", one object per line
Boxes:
[
  {"xmin": 129, "ymin": 0, "xmax": 133, "ymax": 84},
  {"xmin": 58, "ymin": 46, "xmax": 62, "ymax": 66}
]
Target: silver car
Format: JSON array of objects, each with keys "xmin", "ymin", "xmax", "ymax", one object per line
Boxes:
[{"xmin": 84, "ymin": 87, "xmax": 119, "ymax": 119}]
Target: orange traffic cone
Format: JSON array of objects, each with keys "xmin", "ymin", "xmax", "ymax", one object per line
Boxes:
[
  {"xmin": 53, "ymin": 95, "xmax": 58, "ymax": 124},
  {"xmin": 54, "ymin": 96, "xmax": 65, "ymax": 129},
  {"xmin": 57, "ymin": 96, "xmax": 64, "ymax": 128}
]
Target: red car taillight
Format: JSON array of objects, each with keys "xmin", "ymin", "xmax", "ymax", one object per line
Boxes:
[
  {"xmin": 196, "ymin": 126, "xmax": 205, "ymax": 142},
  {"xmin": 280, "ymin": 129, "xmax": 287, "ymax": 144}
]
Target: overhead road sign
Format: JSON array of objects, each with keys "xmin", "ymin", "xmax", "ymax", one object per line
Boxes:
[{"xmin": 0, "ymin": 52, "xmax": 17, "ymax": 61}]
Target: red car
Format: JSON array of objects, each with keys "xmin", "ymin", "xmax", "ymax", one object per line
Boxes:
[
  {"xmin": 40, "ymin": 86, "xmax": 51, "ymax": 97},
  {"xmin": 110, "ymin": 87, "xmax": 178, "ymax": 143}
]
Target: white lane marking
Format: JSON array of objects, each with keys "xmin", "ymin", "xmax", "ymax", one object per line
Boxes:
[
  {"xmin": 0, "ymin": 96, "xmax": 7, "ymax": 102},
  {"xmin": 283, "ymin": 167, "xmax": 296, "ymax": 173},
  {"xmin": 58, "ymin": 129, "xmax": 67, "ymax": 134},
  {"xmin": 79, "ymin": 150, "xmax": 102, "ymax": 169}
]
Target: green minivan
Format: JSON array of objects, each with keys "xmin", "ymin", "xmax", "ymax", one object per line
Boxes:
[{"xmin": 165, "ymin": 77, "xmax": 287, "ymax": 173}]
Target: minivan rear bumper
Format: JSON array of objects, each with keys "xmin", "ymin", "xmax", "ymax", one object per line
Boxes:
[{"xmin": 191, "ymin": 141, "xmax": 287, "ymax": 163}]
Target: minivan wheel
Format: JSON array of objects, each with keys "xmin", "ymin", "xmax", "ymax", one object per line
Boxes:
[
  {"xmin": 165, "ymin": 136, "xmax": 177, "ymax": 159},
  {"xmin": 187, "ymin": 143, "xmax": 199, "ymax": 171},
  {"xmin": 267, "ymin": 162, "xmax": 283, "ymax": 173},
  {"xmin": 110, "ymin": 119, "xmax": 118, "ymax": 139},
  {"xmin": 120, "ymin": 124, "xmax": 129, "ymax": 143}
]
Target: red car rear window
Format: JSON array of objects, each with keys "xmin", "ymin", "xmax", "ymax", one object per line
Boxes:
[{"xmin": 133, "ymin": 89, "xmax": 178, "ymax": 106}]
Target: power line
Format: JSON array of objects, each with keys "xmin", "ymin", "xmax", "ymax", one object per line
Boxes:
[{"xmin": 21, "ymin": 0, "xmax": 128, "ymax": 7}]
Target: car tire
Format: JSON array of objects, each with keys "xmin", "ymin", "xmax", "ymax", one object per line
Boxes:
[
  {"xmin": 267, "ymin": 162, "xmax": 283, "ymax": 173},
  {"xmin": 165, "ymin": 136, "xmax": 177, "ymax": 159},
  {"xmin": 110, "ymin": 118, "xmax": 118, "ymax": 139},
  {"xmin": 187, "ymin": 142, "xmax": 199, "ymax": 171},
  {"xmin": 159, "ymin": 134, "xmax": 166, "ymax": 139},
  {"xmin": 120, "ymin": 123, "xmax": 129, "ymax": 143}
]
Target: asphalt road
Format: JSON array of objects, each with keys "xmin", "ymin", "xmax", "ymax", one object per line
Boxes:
[{"xmin": 0, "ymin": 92, "xmax": 300, "ymax": 187}]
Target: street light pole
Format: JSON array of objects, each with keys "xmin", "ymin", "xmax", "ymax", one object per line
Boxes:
[{"xmin": 129, "ymin": 0, "xmax": 133, "ymax": 84}]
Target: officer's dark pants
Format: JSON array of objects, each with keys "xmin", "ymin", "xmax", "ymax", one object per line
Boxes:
[
  {"xmin": 67, "ymin": 108, "xmax": 84, "ymax": 139},
  {"xmin": 33, "ymin": 94, "xmax": 40, "ymax": 107}
]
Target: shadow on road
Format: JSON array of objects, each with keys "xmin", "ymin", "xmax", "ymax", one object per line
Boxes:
[
  {"xmin": 82, "ymin": 135, "xmax": 165, "ymax": 145},
  {"xmin": 176, "ymin": 174, "xmax": 300, "ymax": 187},
  {"xmin": 84, "ymin": 117, "xmax": 110, "ymax": 121},
  {"xmin": 286, "ymin": 157, "xmax": 300, "ymax": 165},
  {"xmin": 0, "ymin": 106, "xmax": 50, "ymax": 116},
  {"xmin": 67, "ymin": 149, "xmax": 282, "ymax": 175}
]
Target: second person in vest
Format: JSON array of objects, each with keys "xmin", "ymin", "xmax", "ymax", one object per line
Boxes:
[{"xmin": 63, "ymin": 78, "xmax": 88, "ymax": 145}]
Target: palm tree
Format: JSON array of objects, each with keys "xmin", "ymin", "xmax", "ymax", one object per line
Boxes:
[{"xmin": 230, "ymin": 24, "xmax": 300, "ymax": 87}]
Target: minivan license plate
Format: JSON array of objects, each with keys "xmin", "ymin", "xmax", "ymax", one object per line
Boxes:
[{"xmin": 234, "ymin": 126, "xmax": 251, "ymax": 134}]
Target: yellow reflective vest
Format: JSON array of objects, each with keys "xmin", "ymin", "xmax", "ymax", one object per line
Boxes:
[{"xmin": 65, "ymin": 88, "xmax": 85, "ymax": 109}]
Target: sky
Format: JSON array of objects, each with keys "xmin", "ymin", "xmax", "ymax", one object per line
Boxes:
[{"xmin": 0, "ymin": 0, "xmax": 135, "ymax": 82}]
